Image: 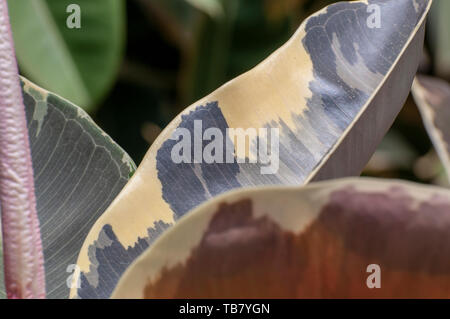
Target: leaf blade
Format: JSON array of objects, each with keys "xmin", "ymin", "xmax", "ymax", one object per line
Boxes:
[
  {"xmin": 75, "ymin": 0, "xmax": 432, "ymax": 299},
  {"xmin": 112, "ymin": 178, "xmax": 450, "ymax": 298},
  {"xmin": 0, "ymin": 77, "xmax": 136, "ymax": 299}
]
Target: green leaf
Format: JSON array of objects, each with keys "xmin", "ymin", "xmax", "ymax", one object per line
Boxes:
[
  {"xmin": 0, "ymin": 77, "xmax": 136, "ymax": 299},
  {"xmin": 74, "ymin": 0, "xmax": 431, "ymax": 299},
  {"xmin": 181, "ymin": 0, "xmax": 294, "ymax": 105},
  {"xmin": 7, "ymin": 0, "xmax": 125, "ymax": 111},
  {"xmin": 225, "ymin": 0, "xmax": 294, "ymax": 79},
  {"xmin": 180, "ymin": 0, "xmax": 239, "ymax": 105},
  {"xmin": 111, "ymin": 177, "xmax": 450, "ymax": 298}
]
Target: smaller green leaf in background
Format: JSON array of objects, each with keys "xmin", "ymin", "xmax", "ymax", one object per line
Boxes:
[
  {"xmin": 180, "ymin": 0, "xmax": 239, "ymax": 105},
  {"xmin": 7, "ymin": 0, "xmax": 125, "ymax": 112},
  {"xmin": 180, "ymin": 0, "xmax": 298, "ymax": 106},
  {"xmin": 412, "ymin": 76, "xmax": 450, "ymax": 183}
]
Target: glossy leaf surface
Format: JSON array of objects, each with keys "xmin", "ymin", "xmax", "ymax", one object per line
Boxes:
[
  {"xmin": 113, "ymin": 178, "xmax": 450, "ymax": 298},
  {"xmin": 74, "ymin": 0, "xmax": 431, "ymax": 298}
]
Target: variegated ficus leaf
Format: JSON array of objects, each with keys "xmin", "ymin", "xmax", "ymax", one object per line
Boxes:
[
  {"xmin": 73, "ymin": 0, "xmax": 431, "ymax": 298},
  {"xmin": 112, "ymin": 178, "xmax": 450, "ymax": 299},
  {"xmin": 412, "ymin": 75, "xmax": 450, "ymax": 182},
  {"xmin": 0, "ymin": 78, "xmax": 136, "ymax": 299}
]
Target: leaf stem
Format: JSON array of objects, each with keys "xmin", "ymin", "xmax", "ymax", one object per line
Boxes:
[{"xmin": 0, "ymin": 0, "xmax": 45, "ymax": 299}]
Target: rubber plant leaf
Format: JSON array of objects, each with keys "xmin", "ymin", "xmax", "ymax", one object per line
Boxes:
[
  {"xmin": 111, "ymin": 177, "xmax": 450, "ymax": 299},
  {"xmin": 412, "ymin": 75, "xmax": 450, "ymax": 182},
  {"xmin": 0, "ymin": 78, "xmax": 136, "ymax": 299},
  {"xmin": 73, "ymin": 0, "xmax": 432, "ymax": 299},
  {"xmin": 6, "ymin": 0, "xmax": 125, "ymax": 111}
]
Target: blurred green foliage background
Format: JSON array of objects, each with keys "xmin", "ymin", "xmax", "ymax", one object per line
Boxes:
[{"xmin": 8, "ymin": 0, "xmax": 450, "ymax": 187}]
